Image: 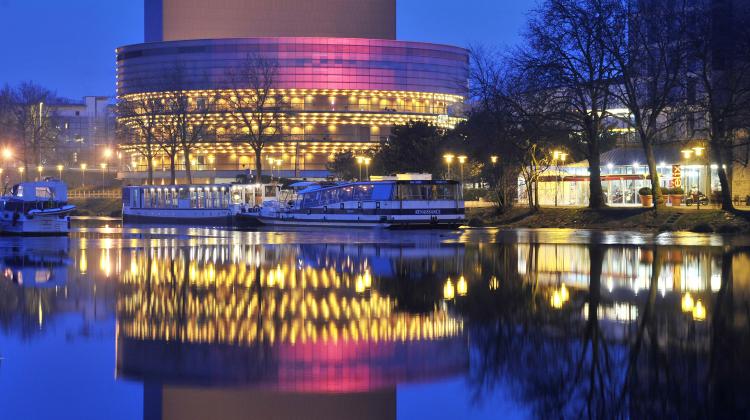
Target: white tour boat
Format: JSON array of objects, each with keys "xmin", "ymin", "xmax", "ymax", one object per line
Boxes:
[
  {"xmin": 252, "ymin": 179, "xmax": 465, "ymax": 228},
  {"xmin": 0, "ymin": 180, "xmax": 76, "ymax": 235},
  {"xmin": 122, "ymin": 183, "xmax": 280, "ymax": 225}
]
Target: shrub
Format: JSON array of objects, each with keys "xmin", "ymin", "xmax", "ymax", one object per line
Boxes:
[
  {"xmin": 671, "ymin": 186, "xmax": 685, "ymax": 195},
  {"xmin": 638, "ymin": 187, "xmax": 652, "ymax": 196},
  {"xmin": 463, "ymin": 188, "xmax": 491, "ymax": 201}
]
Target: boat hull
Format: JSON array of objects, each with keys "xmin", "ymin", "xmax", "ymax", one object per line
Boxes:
[
  {"xmin": 254, "ymin": 213, "xmax": 464, "ymax": 229},
  {"xmin": 0, "ymin": 213, "xmax": 72, "ymax": 235},
  {"xmin": 123, "ymin": 209, "xmax": 234, "ymax": 226}
]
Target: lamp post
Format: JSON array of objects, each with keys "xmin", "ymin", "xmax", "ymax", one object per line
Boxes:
[
  {"xmin": 364, "ymin": 157, "xmax": 371, "ymax": 180},
  {"xmin": 356, "ymin": 156, "xmax": 364, "ymax": 180},
  {"xmin": 2, "ymin": 148, "xmax": 12, "ymax": 176},
  {"xmin": 57, "ymin": 164, "xmax": 63, "ymax": 181},
  {"xmin": 552, "ymin": 151, "xmax": 568, "ymax": 207},
  {"xmin": 18, "ymin": 166, "xmax": 24, "ymax": 182},
  {"xmin": 458, "ymin": 155, "xmax": 467, "ymax": 186},
  {"xmin": 80, "ymin": 163, "xmax": 87, "ymax": 188},
  {"xmin": 37, "ymin": 165, "xmax": 43, "ymax": 180},
  {"xmin": 100, "ymin": 163, "xmax": 107, "ymax": 184},
  {"xmin": 443, "ymin": 154, "xmax": 454, "ymax": 179}
]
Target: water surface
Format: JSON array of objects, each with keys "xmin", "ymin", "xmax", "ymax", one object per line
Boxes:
[{"xmin": 1, "ymin": 220, "xmax": 748, "ymax": 419}]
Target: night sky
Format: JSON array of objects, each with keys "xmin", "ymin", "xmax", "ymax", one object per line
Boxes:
[{"xmin": 0, "ymin": 0, "xmax": 534, "ymax": 99}]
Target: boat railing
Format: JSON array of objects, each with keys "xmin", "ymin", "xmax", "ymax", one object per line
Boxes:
[{"xmin": 68, "ymin": 189, "xmax": 120, "ymax": 199}]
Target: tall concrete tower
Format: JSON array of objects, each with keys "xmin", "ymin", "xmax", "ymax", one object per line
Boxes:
[{"xmin": 145, "ymin": 0, "xmax": 397, "ymax": 42}]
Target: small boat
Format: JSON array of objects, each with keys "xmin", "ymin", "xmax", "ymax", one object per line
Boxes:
[
  {"xmin": 0, "ymin": 180, "xmax": 76, "ymax": 235},
  {"xmin": 122, "ymin": 183, "xmax": 280, "ymax": 225},
  {"xmin": 251, "ymin": 179, "xmax": 465, "ymax": 228}
]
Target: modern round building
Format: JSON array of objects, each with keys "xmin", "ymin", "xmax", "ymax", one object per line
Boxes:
[{"xmin": 117, "ymin": 0, "xmax": 468, "ymax": 180}]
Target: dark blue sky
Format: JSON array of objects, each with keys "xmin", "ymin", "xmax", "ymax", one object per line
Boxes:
[{"xmin": 0, "ymin": 0, "xmax": 534, "ymax": 99}]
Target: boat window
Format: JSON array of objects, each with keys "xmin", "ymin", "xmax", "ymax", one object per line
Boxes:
[
  {"xmin": 339, "ymin": 186, "xmax": 354, "ymax": 202},
  {"xmin": 396, "ymin": 183, "xmax": 458, "ymax": 200},
  {"xmin": 231, "ymin": 188, "xmax": 242, "ymax": 205},
  {"xmin": 372, "ymin": 184, "xmax": 393, "ymax": 201},
  {"xmin": 353, "ymin": 184, "xmax": 374, "ymax": 201},
  {"xmin": 265, "ymin": 185, "xmax": 277, "ymax": 198},
  {"xmin": 35, "ymin": 187, "xmax": 53, "ymax": 200}
]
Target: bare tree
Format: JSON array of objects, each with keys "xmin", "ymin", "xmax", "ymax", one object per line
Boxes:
[
  {"xmin": 3, "ymin": 82, "xmax": 60, "ymax": 178},
  {"xmin": 158, "ymin": 66, "xmax": 218, "ymax": 184},
  {"xmin": 226, "ymin": 54, "xmax": 285, "ymax": 180},
  {"xmin": 117, "ymin": 94, "xmax": 163, "ymax": 185},
  {"xmin": 606, "ymin": 0, "xmax": 688, "ymax": 209},
  {"xmin": 685, "ymin": 1, "xmax": 750, "ymax": 211},
  {"xmin": 523, "ymin": 0, "xmax": 620, "ymax": 209},
  {"xmin": 468, "ymin": 48, "xmax": 571, "ymax": 211}
]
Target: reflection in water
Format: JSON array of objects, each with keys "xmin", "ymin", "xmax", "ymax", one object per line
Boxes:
[{"xmin": 1, "ymin": 226, "xmax": 750, "ymax": 419}]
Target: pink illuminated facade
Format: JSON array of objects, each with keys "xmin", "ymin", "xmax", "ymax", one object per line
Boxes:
[{"xmin": 117, "ymin": 5, "xmax": 468, "ymax": 180}]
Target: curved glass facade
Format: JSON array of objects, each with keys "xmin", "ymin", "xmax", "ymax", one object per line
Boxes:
[
  {"xmin": 117, "ymin": 38, "xmax": 467, "ymax": 96},
  {"xmin": 116, "ymin": 37, "xmax": 469, "ymax": 179}
]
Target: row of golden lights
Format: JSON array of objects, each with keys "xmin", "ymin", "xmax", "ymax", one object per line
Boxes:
[
  {"xmin": 443, "ymin": 276, "xmax": 500, "ymax": 300},
  {"xmin": 119, "ymin": 113, "xmax": 463, "ymax": 129},
  {"xmin": 547, "ymin": 282, "xmax": 707, "ymax": 322},
  {"xmin": 120, "ymin": 142, "xmax": 376, "ymax": 156},
  {"xmin": 443, "ymin": 154, "xmax": 500, "ymax": 165},
  {"xmin": 122, "ymin": 89, "xmax": 464, "ymax": 103},
  {"xmin": 120, "ymin": 310, "xmax": 462, "ymax": 345},
  {"xmin": 0, "ymin": 147, "xmax": 120, "ymax": 176},
  {"xmin": 117, "ymin": 254, "xmax": 462, "ymax": 343}
]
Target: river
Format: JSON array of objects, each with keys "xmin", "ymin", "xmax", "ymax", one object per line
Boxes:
[{"xmin": 0, "ymin": 219, "xmax": 748, "ymax": 419}]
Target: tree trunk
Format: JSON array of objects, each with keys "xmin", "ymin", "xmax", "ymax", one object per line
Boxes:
[
  {"xmin": 146, "ymin": 155, "xmax": 154, "ymax": 185},
  {"xmin": 254, "ymin": 148, "xmax": 263, "ymax": 181},
  {"xmin": 641, "ymin": 138, "xmax": 664, "ymax": 208},
  {"xmin": 170, "ymin": 155, "xmax": 176, "ymax": 185},
  {"xmin": 711, "ymin": 145, "xmax": 734, "ymax": 211},
  {"xmin": 533, "ymin": 177, "xmax": 540, "ymax": 211},
  {"xmin": 588, "ymin": 140, "xmax": 606, "ymax": 209},
  {"xmin": 182, "ymin": 148, "xmax": 193, "ymax": 184}
]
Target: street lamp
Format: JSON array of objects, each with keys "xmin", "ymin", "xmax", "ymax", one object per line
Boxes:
[
  {"xmin": 100, "ymin": 163, "xmax": 107, "ymax": 184},
  {"xmin": 57, "ymin": 164, "xmax": 63, "ymax": 180},
  {"xmin": 80, "ymin": 163, "xmax": 87, "ymax": 187},
  {"xmin": 356, "ymin": 156, "xmax": 365, "ymax": 180},
  {"xmin": 443, "ymin": 154, "xmax": 455, "ymax": 179},
  {"xmin": 18, "ymin": 166, "xmax": 24, "ymax": 181},
  {"xmin": 490, "ymin": 155, "xmax": 499, "ymax": 165},
  {"xmin": 457, "ymin": 155, "xmax": 467, "ymax": 185},
  {"xmin": 37, "ymin": 165, "xmax": 43, "ymax": 180},
  {"xmin": 553, "ymin": 151, "xmax": 568, "ymax": 206},
  {"xmin": 364, "ymin": 157, "xmax": 371, "ymax": 180}
]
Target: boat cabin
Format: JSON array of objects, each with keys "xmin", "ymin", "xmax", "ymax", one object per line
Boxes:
[
  {"xmin": 295, "ymin": 180, "xmax": 463, "ymax": 209},
  {"xmin": 0, "ymin": 180, "xmax": 69, "ymax": 212},
  {"xmin": 123, "ymin": 183, "xmax": 280, "ymax": 210}
]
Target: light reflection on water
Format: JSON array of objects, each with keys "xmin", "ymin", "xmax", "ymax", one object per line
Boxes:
[{"xmin": 0, "ymin": 219, "xmax": 749, "ymax": 419}]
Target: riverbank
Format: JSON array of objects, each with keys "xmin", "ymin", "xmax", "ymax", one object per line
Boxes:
[
  {"xmin": 467, "ymin": 206, "xmax": 750, "ymax": 233},
  {"xmin": 69, "ymin": 197, "xmax": 121, "ymax": 217}
]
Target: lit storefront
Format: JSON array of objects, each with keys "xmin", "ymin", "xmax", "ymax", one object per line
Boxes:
[{"xmin": 520, "ymin": 146, "xmax": 721, "ymax": 206}]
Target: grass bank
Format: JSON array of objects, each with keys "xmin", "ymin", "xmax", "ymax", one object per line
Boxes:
[
  {"xmin": 70, "ymin": 197, "xmax": 121, "ymax": 217},
  {"xmin": 467, "ymin": 206, "xmax": 750, "ymax": 234}
]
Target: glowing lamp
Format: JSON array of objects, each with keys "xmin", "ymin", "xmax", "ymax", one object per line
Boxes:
[
  {"xmin": 443, "ymin": 278, "xmax": 455, "ymax": 300},
  {"xmin": 456, "ymin": 276, "xmax": 468, "ymax": 296},
  {"xmin": 681, "ymin": 292, "xmax": 694, "ymax": 313},
  {"xmin": 560, "ymin": 283, "xmax": 569, "ymax": 302},
  {"xmin": 692, "ymin": 299, "xmax": 706, "ymax": 321},
  {"xmin": 550, "ymin": 290, "xmax": 563, "ymax": 309}
]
